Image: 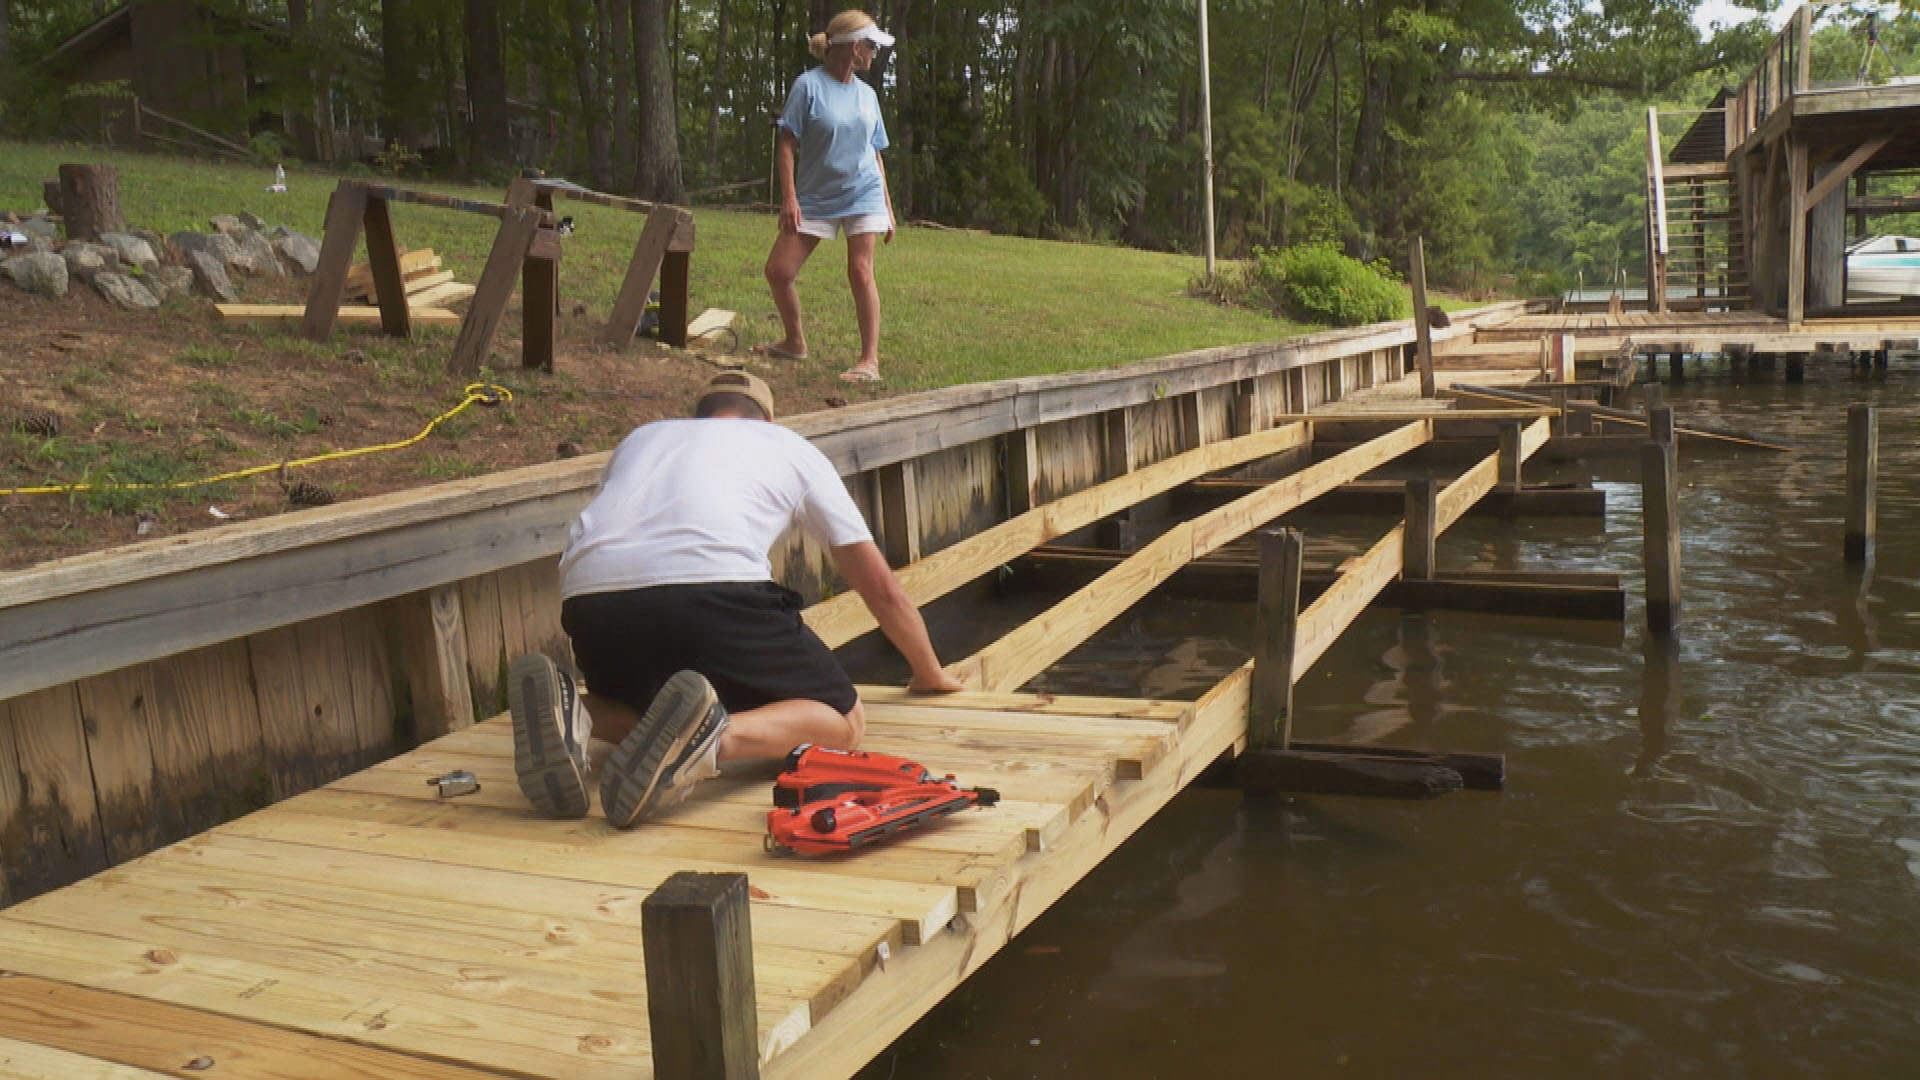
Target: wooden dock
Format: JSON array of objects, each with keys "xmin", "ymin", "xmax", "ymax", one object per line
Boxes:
[
  {"xmin": 0, "ymin": 399, "xmax": 1558, "ymax": 1077},
  {"xmin": 2, "ymin": 300, "xmax": 1607, "ymax": 1077},
  {"xmin": 0, "ymin": 683, "xmax": 1227, "ymax": 1079}
]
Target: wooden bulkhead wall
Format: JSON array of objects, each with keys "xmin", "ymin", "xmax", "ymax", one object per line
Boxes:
[{"xmin": 0, "ymin": 304, "xmax": 1531, "ymax": 906}]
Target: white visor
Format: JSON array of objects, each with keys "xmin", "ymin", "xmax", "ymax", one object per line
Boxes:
[{"xmin": 829, "ymin": 24, "xmax": 895, "ymax": 47}]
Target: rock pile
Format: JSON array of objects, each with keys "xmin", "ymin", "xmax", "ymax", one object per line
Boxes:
[{"xmin": 0, "ymin": 211, "xmax": 322, "ymax": 312}]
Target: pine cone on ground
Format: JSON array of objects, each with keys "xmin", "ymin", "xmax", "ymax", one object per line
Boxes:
[
  {"xmin": 13, "ymin": 411, "xmax": 61, "ymax": 437},
  {"xmin": 285, "ymin": 480, "xmax": 335, "ymax": 507}
]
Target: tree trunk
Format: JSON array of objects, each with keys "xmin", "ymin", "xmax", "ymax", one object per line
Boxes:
[
  {"xmin": 59, "ymin": 164, "xmax": 123, "ymax": 241},
  {"xmin": 286, "ymin": 0, "xmax": 319, "ymax": 159},
  {"xmin": 707, "ymin": 0, "xmax": 730, "ymax": 164},
  {"xmin": 1348, "ymin": 56, "xmax": 1392, "ymax": 254},
  {"xmin": 808, "ymin": 0, "xmax": 832, "ymax": 33},
  {"xmin": 436, "ymin": 19, "xmax": 465, "ymax": 167},
  {"xmin": 567, "ymin": 0, "xmax": 612, "ymax": 188},
  {"xmin": 381, "ymin": 0, "xmax": 425, "ymax": 150},
  {"xmin": 608, "ymin": 0, "xmax": 637, "ymax": 189},
  {"xmin": 465, "ymin": 0, "xmax": 513, "ymax": 175},
  {"xmin": 631, "ymin": 0, "xmax": 683, "ymax": 201},
  {"xmin": 0, "ymin": 0, "xmax": 13, "ymax": 70},
  {"xmin": 893, "ymin": 0, "xmax": 914, "ymax": 218}
]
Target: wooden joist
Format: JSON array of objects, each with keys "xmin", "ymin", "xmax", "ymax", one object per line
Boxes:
[
  {"xmin": 804, "ymin": 421, "xmax": 1314, "ymax": 649},
  {"xmin": 946, "ymin": 421, "xmax": 1433, "ymax": 692}
]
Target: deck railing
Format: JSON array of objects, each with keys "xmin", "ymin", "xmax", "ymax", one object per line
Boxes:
[{"xmin": 1727, "ymin": 4, "xmax": 1813, "ymax": 154}]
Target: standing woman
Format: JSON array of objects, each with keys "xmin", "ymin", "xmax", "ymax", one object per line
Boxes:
[{"xmin": 754, "ymin": 10, "xmax": 897, "ymax": 383}]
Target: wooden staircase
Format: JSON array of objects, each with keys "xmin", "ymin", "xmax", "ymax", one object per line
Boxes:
[{"xmin": 1657, "ymin": 169, "xmax": 1749, "ymax": 312}]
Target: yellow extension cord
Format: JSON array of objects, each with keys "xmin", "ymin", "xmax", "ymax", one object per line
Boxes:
[{"xmin": 0, "ymin": 383, "xmax": 513, "ymax": 497}]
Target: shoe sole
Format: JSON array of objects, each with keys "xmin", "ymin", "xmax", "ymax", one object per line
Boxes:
[
  {"xmin": 508, "ymin": 654, "xmax": 589, "ymax": 819},
  {"xmin": 602, "ymin": 672, "xmax": 717, "ymax": 829}
]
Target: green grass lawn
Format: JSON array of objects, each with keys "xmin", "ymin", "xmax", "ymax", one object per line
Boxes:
[{"xmin": 1, "ymin": 142, "xmax": 1481, "ymax": 390}]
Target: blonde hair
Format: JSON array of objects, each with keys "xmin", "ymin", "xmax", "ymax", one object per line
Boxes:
[{"xmin": 808, "ymin": 10, "xmax": 877, "ymax": 59}]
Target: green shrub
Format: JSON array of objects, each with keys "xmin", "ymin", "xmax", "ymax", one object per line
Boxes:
[{"xmin": 1248, "ymin": 243, "xmax": 1407, "ymax": 327}]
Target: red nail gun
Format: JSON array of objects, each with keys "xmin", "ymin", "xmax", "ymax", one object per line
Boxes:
[{"xmin": 765, "ymin": 744, "xmax": 999, "ymax": 856}]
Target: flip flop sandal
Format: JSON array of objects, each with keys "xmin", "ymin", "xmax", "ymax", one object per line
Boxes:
[{"xmin": 838, "ymin": 367, "xmax": 882, "ymax": 383}]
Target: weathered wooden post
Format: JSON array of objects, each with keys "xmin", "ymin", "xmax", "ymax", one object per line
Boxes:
[
  {"xmin": 1403, "ymin": 479, "xmax": 1437, "ymax": 581},
  {"xmin": 1642, "ymin": 433, "xmax": 1681, "ymax": 635},
  {"xmin": 1497, "ymin": 421, "xmax": 1524, "ymax": 491},
  {"xmin": 643, "ymin": 871, "xmax": 760, "ymax": 1080},
  {"xmin": 1648, "ymin": 404, "xmax": 1675, "ymax": 449},
  {"xmin": 1410, "ymin": 235, "xmax": 1435, "ymax": 398},
  {"xmin": 1845, "ymin": 404, "xmax": 1878, "ymax": 564},
  {"xmin": 1250, "ymin": 527, "xmax": 1303, "ymax": 748}
]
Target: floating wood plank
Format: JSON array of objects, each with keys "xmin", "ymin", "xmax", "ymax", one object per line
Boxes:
[
  {"xmin": 950, "ymin": 421, "xmax": 1432, "ymax": 692},
  {"xmin": 217, "ymin": 304, "xmax": 462, "ymax": 325}
]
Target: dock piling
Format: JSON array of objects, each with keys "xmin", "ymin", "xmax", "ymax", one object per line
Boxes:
[
  {"xmin": 1845, "ymin": 404, "xmax": 1878, "ymax": 564},
  {"xmin": 1251, "ymin": 527, "xmax": 1304, "ymax": 749},
  {"xmin": 1642, "ymin": 440, "xmax": 1681, "ymax": 634},
  {"xmin": 1403, "ymin": 479, "xmax": 1437, "ymax": 581},
  {"xmin": 643, "ymin": 871, "xmax": 761, "ymax": 1080},
  {"xmin": 1497, "ymin": 421, "xmax": 1524, "ymax": 490}
]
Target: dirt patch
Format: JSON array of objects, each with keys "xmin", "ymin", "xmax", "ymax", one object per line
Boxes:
[{"xmin": 0, "ymin": 281, "xmax": 876, "ymax": 572}]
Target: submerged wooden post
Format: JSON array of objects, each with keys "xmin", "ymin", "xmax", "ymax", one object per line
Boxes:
[
  {"xmin": 1403, "ymin": 478, "xmax": 1436, "ymax": 581},
  {"xmin": 1845, "ymin": 404, "xmax": 1878, "ymax": 563},
  {"xmin": 643, "ymin": 871, "xmax": 759, "ymax": 1080},
  {"xmin": 1642, "ymin": 441, "xmax": 1681, "ymax": 634},
  {"xmin": 1648, "ymin": 405, "xmax": 1674, "ymax": 449},
  {"xmin": 1497, "ymin": 421, "xmax": 1524, "ymax": 491},
  {"xmin": 1410, "ymin": 236, "xmax": 1435, "ymax": 398},
  {"xmin": 1251, "ymin": 527, "xmax": 1304, "ymax": 748}
]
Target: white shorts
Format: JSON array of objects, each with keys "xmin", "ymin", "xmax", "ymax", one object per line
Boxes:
[{"xmin": 797, "ymin": 212, "xmax": 891, "ymax": 240}]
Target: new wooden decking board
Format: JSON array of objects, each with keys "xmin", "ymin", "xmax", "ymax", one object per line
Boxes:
[{"xmin": 0, "ymin": 975, "xmax": 518, "ymax": 1079}]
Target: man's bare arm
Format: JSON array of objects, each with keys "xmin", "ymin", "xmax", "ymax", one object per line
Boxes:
[{"xmin": 831, "ymin": 541, "xmax": 965, "ymax": 693}]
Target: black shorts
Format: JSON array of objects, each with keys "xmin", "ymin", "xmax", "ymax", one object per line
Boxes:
[{"xmin": 561, "ymin": 582, "xmax": 858, "ymax": 717}]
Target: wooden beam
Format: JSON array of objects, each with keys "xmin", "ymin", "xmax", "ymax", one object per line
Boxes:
[
  {"xmin": 1235, "ymin": 749, "xmax": 1463, "ymax": 799},
  {"xmin": 218, "ymin": 305, "xmax": 462, "ymax": 325},
  {"xmin": 643, "ymin": 872, "xmax": 761, "ymax": 1080},
  {"xmin": 301, "ymin": 182, "xmax": 368, "ymax": 342},
  {"xmin": 603, "ymin": 205, "xmax": 687, "ymax": 347},
  {"xmin": 1003, "ymin": 427, "xmax": 1039, "ymax": 516},
  {"xmin": 361, "ymin": 193, "xmax": 411, "ymax": 338},
  {"xmin": 1449, "ymin": 384, "xmax": 1793, "ymax": 450},
  {"xmin": 449, "ymin": 206, "xmax": 543, "ymax": 377},
  {"xmin": 386, "ymin": 583, "xmax": 476, "ymax": 736},
  {"xmin": 948, "ymin": 421, "xmax": 1432, "ymax": 692},
  {"xmin": 1289, "ymin": 418, "xmax": 1550, "ymax": 678},
  {"xmin": 1018, "ymin": 549, "xmax": 1627, "ymax": 621},
  {"xmin": 1804, "ymin": 136, "xmax": 1891, "ymax": 218},
  {"xmin": 1788, "ymin": 139, "xmax": 1809, "ymax": 325},
  {"xmin": 1250, "ymin": 527, "xmax": 1303, "ymax": 749},
  {"xmin": 1411, "ymin": 236, "xmax": 1435, "ymax": 397},
  {"xmin": 1497, "ymin": 421, "xmax": 1524, "ymax": 489},
  {"xmin": 874, "ymin": 462, "xmax": 921, "ymax": 567},
  {"xmin": 807, "ymin": 422, "xmax": 1310, "ymax": 648}
]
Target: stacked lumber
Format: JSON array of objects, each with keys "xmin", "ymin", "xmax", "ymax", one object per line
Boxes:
[{"xmin": 344, "ymin": 248, "xmax": 477, "ymax": 310}]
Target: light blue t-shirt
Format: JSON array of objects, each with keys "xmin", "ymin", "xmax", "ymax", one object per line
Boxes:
[{"xmin": 778, "ymin": 67, "xmax": 891, "ymax": 220}]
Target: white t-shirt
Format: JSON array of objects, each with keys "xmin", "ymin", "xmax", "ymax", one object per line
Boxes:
[{"xmin": 559, "ymin": 418, "xmax": 874, "ymax": 597}]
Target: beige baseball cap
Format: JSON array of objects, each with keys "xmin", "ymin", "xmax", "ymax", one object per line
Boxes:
[{"xmin": 698, "ymin": 370, "xmax": 776, "ymax": 419}]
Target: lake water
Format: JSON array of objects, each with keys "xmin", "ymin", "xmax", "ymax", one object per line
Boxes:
[{"xmin": 852, "ymin": 368, "xmax": 1920, "ymax": 1078}]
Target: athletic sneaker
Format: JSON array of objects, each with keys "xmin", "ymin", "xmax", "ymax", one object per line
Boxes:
[
  {"xmin": 508, "ymin": 653, "xmax": 593, "ymax": 819},
  {"xmin": 601, "ymin": 670, "xmax": 730, "ymax": 828}
]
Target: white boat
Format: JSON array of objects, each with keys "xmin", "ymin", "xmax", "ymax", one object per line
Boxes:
[{"xmin": 1846, "ymin": 235, "xmax": 1920, "ymax": 299}]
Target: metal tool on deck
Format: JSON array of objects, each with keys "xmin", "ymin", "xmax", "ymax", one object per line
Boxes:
[
  {"xmin": 765, "ymin": 745, "xmax": 998, "ymax": 856},
  {"xmin": 428, "ymin": 769, "xmax": 480, "ymax": 798}
]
